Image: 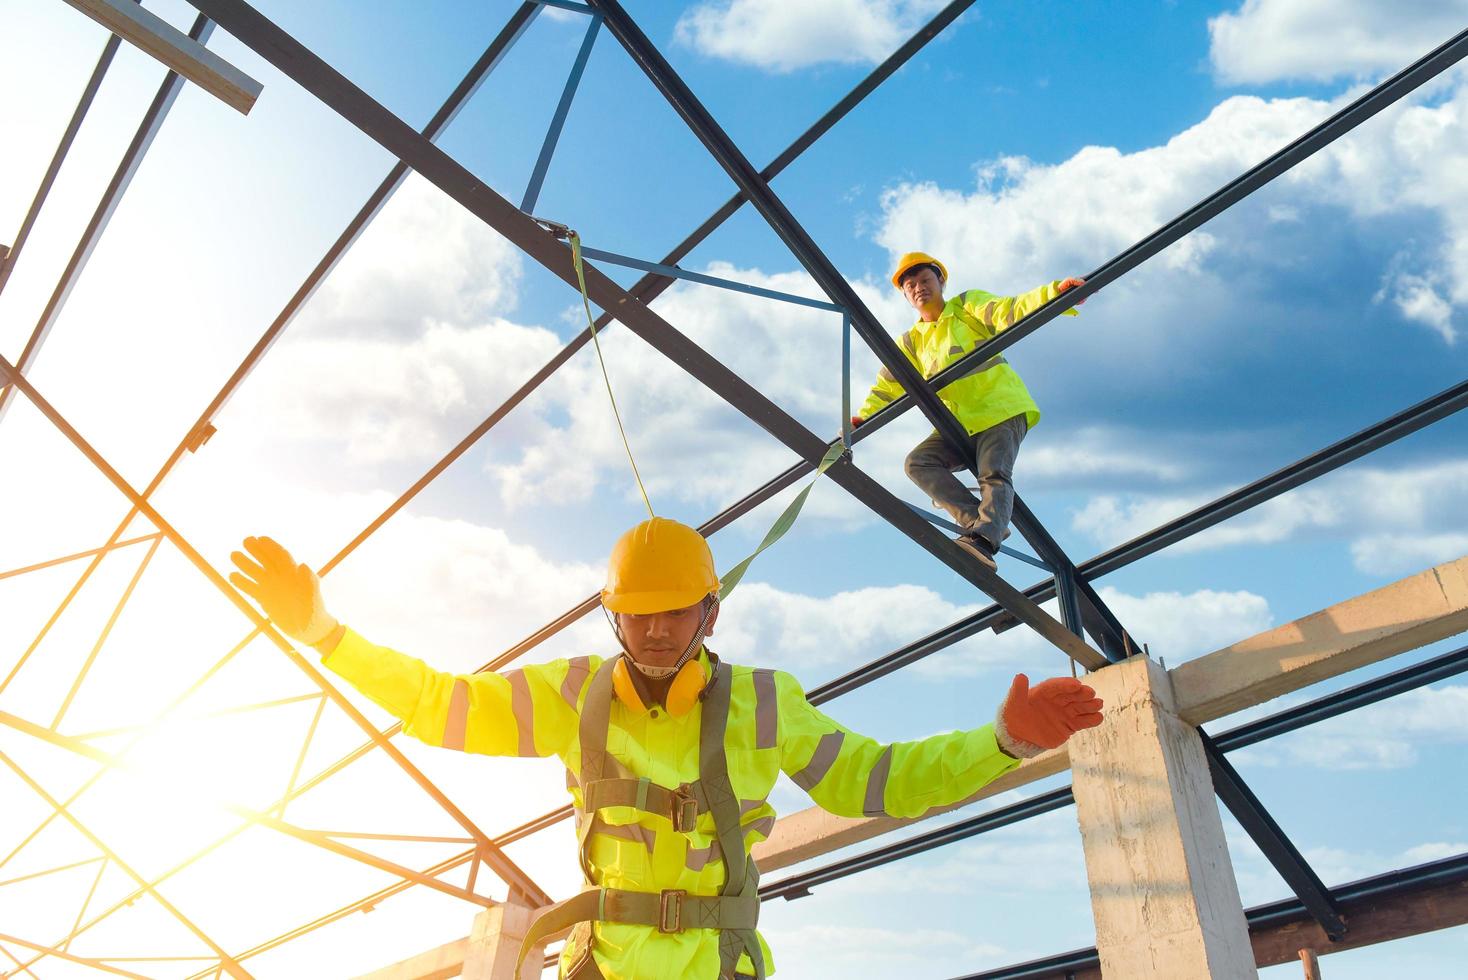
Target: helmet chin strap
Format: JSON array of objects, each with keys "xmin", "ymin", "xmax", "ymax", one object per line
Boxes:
[{"xmin": 607, "ymin": 596, "xmax": 719, "ymax": 679}]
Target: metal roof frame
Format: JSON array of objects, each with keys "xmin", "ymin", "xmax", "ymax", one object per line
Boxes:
[{"xmin": 1, "ymin": 0, "xmax": 1466, "ymax": 973}]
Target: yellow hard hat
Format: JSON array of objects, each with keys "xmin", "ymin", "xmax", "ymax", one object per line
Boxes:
[
  {"xmin": 891, "ymin": 251, "xmax": 948, "ymax": 289},
  {"xmin": 602, "ymin": 517, "xmax": 719, "ymax": 614}
]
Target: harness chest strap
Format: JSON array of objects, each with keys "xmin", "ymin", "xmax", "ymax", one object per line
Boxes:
[{"xmin": 516, "ymin": 656, "xmax": 766, "ymax": 979}]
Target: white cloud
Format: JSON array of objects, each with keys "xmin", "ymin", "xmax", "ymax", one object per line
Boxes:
[
  {"xmin": 1351, "ymin": 532, "xmax": 1468, "ymax": 577},
  {"xmin": 875, "ymin": 75, "xmax": 1468, "ymax": 354},
  {"xmin": 1378, "ymin": 270, "xmax": 1458, "ymax": 344},
  {"xmin": 295, "ymin": 174, "xmax": 523, "ymax": 337},
  {"xmin": 675, "ymin": 0, "xmax": 947, "ymax": 72},
  {"xmin": 241, "ymin": 316, "xmax": 566, "ymax": 466},
  {"xmin": 1208, "ymin": 0, "xmax": 1468, "ymax": 86}
]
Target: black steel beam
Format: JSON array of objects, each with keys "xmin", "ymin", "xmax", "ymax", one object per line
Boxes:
[
  {"xmin": 1218, "ymin": 641, "xmax": 1468, "ymax": 751},
  {"xmin": 952, "ymin": 852, "xmax": 1468, "ymax": 980},
  {"xmin": 1199, "ymin": 729, "xmax": 1345, "ymax": 939},
  {"xmin": 0, "ymin": 13, "xmax": 212, "ymax": 424},
  {"xmin": 189, "ymin": 0, "xmax": 1107, "ymax": 674},
  {"xmin": 812, "ymin": 374, "xmax": 1468, "ymax": 702},
  {"xmin": 760, "ymin": 786, "xmax": 1075, "ymax": 903},
  {"xmin": 0, "ymin": 23, "xmax": 124, "ymax": 297},
  {"xmin": 586, "ymin": 0, "xmax": 1137, "ymax": 662}
]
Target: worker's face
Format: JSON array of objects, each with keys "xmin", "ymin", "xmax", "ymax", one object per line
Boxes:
[
  {"xmin": 900, "ymin": 266, "xmax": 944, "ymax": 311},
  {"xmin": 615, "ymin": 599, "xmax": 719, "ymax": 668}
]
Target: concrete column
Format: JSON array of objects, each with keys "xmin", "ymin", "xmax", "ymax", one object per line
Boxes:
[
  {"xmin": 1069, "ymin": 655, "xmax": 1256, "ymax": 979},
  {"xmin": 462, "ymin": 900, "xmax": 542, "ymax": 980}
]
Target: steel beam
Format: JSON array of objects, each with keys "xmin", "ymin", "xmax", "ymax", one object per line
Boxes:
[
  {"xmin": 59, "ymin": 0, "xmax": 261, "ymax": 113},
  {"xmin": 761, "ymin": 786, "xmax": 1075, "ymax": 903},
  {"xmin": 0, "ymin": 24, "xmax": 123, "ymax": 296},
  {"xmin": 1199, "ymin": 730, "xmax": 1345, "ymax": 939},
  {"xmin": 0, "ymin": 531, "xmax": 160, "ymax": 581},
  {"xmin": 0, "ymin": 932, "xmax": 151, "ymax": 980},
  {"xmin": 0, "ymin": 13, "xmax": 212, "ymax": 425},
  {"xmin": 0, "ymin": 748, "xmax": 248, "ymax": 978},
  {"xmin": 1217, "ymin": 641, "xmax": 1468, "ymax": 751},
  {"xmin": 520, "ymin": 13, "xmax": 600, "ymax": 213}
]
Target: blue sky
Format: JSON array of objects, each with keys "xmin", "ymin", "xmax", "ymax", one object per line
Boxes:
[{"xmin": 1, "ymin": 0, "xmax": 1466, "ymax": 976}]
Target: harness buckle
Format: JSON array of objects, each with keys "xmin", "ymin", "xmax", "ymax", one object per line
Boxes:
[
  {"xmin": 671, "ymin": 786, "xmax": 700, "ymax": 832},
  {"xmin": 658, "ymin": 889, "xmax": 685, "ymax": 933}
]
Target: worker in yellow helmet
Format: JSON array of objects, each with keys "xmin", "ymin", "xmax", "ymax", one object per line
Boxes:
[
  {"xmin": 853, "ymin": 252, "xmax": 1087, "ymax": 567},
  {"xmin": 230, "ymin": 520, "xmax": 1103, "ymax": 978}
]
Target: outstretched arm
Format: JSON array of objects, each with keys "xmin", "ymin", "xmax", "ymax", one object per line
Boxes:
[
  {"xmin": 776, "ymin": 670, "xmax": 1102, "ymax": 820},
  {"xmin": 961, "ymin": 279, "xmax": 1086, "ymax": 339},
  {"xmin": 229, "ymin": 536, "xmax": 584, "ymax": 758}
]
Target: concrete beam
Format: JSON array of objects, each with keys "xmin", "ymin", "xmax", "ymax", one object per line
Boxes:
[
  {"xmin": 754, "ymin": 554, "xmax": 1468, "ymax": 874},
  {"xmin": 59, "ymin": 0, "xmax": 262, "ymax": 113},
  {"xmin": 1069, "ymin": 655, "xmax": 1255, "ymax": 978}
]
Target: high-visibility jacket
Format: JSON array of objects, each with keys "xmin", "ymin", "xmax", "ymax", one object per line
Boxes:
[
  {"xmin": 323, "ymin": 629, "xmax": 1021, "ymax": 978},
  {"xmin": 857, "ymin": 282, "xmax": 1078, "ymax": 435}
]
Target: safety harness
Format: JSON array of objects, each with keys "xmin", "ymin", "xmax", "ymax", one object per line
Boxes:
[{"xmin": 517, "ymin": 655, "xmax": 765, "ymax": 979}]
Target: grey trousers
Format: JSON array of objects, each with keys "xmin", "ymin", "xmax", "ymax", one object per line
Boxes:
[{"xmin": 903, "ymin": 414, "xmax": 1028, "ymax": 548}]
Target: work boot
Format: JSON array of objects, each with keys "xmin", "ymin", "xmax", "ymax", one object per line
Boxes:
[{"xmin": 955, "ymin": 531, "xmax": 998, "ymax": 570}]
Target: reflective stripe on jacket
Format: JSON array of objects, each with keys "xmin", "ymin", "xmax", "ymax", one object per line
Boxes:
[
  {"xmin": 323, "ymin": 629, "xmax": 1020, "ymax": 978},
  {"xmin": 857, "ymin": 282, "xmax": 1078, "ymax": 434}
]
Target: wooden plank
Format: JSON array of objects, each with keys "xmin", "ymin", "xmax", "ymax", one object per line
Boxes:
[
  {"xmin": 1254, "ymin": 877, "xmax": 1468, "ymax": 967},
  {"xmin": 60, "ymin": 0, "xmax": 262, "ymax": 114},
  {"xmin": 1173, "ymin": 555, "xmax": 1468, "ymax": 725}
]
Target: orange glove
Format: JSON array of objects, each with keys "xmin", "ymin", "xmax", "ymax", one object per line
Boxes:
[
  {"xmin": 1057, "ymin": 277, "xmax": 1088, "ymax": 305},
  {"xmin": 850, "ymin": 415, "xmax": 865, "ymax": 428},
  {"xmin": 995, "ymin": 673, "xmax": 1103, "ymax": 757}
]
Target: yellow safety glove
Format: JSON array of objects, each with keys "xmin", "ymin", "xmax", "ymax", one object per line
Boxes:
[
  {"xmin": 994, "ymin": 673, "xmax": 1104, "ymax": 758},
  {"xmin": 228, "ymin": 536, "xmax": 339, "ymax": 646}
]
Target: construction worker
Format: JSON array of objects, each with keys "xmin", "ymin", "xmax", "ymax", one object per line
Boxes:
[
  {"xmin": 853, "ymin": 253, "xmax": 1086, "ymax": 567},
  {"xmin": 229, "ymin": 520, "xmax": 1103, "ymax": 978}
]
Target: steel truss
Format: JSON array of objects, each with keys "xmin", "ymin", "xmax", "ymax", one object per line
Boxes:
[{"xmin": 1, "ymin": 0, "xmax": 1465, "ymax": 974}]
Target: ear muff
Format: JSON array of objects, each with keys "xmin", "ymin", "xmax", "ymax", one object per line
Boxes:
[
  {"xmin": 664, "ymin": 658, "xmax": 708, "ymax": 717},
  {"xmin": 612, "ymin": 656, "xmax": 708, "ymax": 717},
  {"xmin": 612, "ymin": 656, "xmax": 650, "ymax": 713}
]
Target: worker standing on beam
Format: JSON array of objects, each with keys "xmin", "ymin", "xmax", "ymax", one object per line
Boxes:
[
  {"xmin": 230, "ymin": 522, "xmax": 1102, "ymax": 979},
  {"xmin": 853, "ymin": 253, "xmax": 1086, "ymax": 568}
]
